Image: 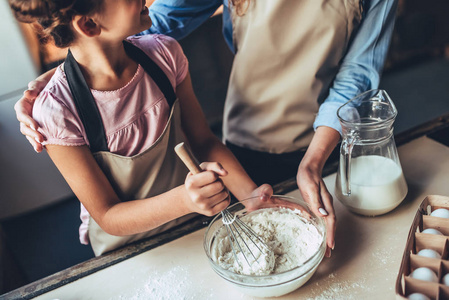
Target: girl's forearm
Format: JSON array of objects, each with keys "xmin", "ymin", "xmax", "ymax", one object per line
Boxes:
[
  {"xmin": 176, "ymin": 73, "xmax": 258, "ymax": 201},
  {"xmin": 195, "ymin": 137, "xmax": 257, "ymax": 201},
  {"xmin": 98, "ymin": 185, "xmax": 192, "ymax": 236}
]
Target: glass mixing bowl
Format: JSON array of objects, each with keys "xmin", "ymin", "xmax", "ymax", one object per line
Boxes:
[{"xmin": 203, "ymin": 195, "xmax": 327, "ymax": 298}]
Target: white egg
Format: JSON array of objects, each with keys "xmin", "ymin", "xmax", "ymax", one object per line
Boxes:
[
  {"xmin": 430, "ymin": 208, "xmax": 449, "ymax": 218},
  {"xmin": 442, "ymin": 273, "xmax": 449, "ymax": 286},
  {"xmin": 410, "ymin": 267, "xmax": 438, "ymax": 282},
  {"xmin": 417, "ymin": 248, "xmax": 441, "ymax": 259},
  {"xmin": 422, "ymin": 228, "xmax": 443, "ymax": 235},
  {"xmin": 408, "ymin": 293, "xmax": 431, "ymax": 300}
]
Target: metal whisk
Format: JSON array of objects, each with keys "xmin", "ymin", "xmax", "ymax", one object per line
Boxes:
[{"xmin": 174, "ymin": 142, "xmax": 273, "ymax": 270}]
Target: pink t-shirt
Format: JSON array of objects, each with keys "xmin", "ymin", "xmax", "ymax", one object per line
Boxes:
[{"xmin": 33, "ymin": 35, "xmax": 188, "ymax": 245}]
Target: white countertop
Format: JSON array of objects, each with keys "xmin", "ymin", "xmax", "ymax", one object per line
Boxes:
[{"xmin": 32, "ymin": 136, "xmax": 449, "ymax": 300}]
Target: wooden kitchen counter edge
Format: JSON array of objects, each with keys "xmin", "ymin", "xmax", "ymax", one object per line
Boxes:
[{"xmin": 3, "ymin": 112, "xmax": 449, "ymax": 300}]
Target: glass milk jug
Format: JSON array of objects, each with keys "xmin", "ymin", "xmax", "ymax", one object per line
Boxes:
[{"xmin": 335, "ymin": 89, "xmax": 407, "ymax": 216}]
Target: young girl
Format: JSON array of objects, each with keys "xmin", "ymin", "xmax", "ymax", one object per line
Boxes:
[{"xmin": 9, "ymin": 0, "xmax": 271, "ymax": 256}]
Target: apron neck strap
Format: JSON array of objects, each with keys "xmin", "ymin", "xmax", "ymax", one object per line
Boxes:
[
  {"xmin": 64, "ymin": 40, "xmax": 177, "ymax": 153},
  {"xmin": 65, "ymin": 49, "xmax": 109, "ymax": 152},
  {"xmin": 123, "ymin": 41, "xmax": 176, "ymax": 107}
]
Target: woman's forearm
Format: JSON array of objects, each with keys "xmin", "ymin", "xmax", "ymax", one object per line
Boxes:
[{"xmin": 301, "ymin": 126, "xmax": 341, "ymax": 172}]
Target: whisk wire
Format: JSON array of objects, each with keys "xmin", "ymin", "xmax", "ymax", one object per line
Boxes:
[
  {"xmin": 223, "ymin": 214, "xmax": 251, "ymax": 268},
  {"xmin": 222, "ymin": 209, "xmax": 269, "ymax": 269},
  {"xmin": 234, "ymin": 215, "xmax": 269, "ymax": 252}
]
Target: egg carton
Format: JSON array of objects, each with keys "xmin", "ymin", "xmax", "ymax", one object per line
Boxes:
[{"xmin": 396, "ymin": 195, "xmax": 449, "ymax": 300}]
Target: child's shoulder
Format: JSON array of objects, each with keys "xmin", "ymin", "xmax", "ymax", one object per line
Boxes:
[
  {"xmin": 36, "ymin": 64, "xmax": 74, "ymax": 109},
  {"xmin": 41, "ymin": 64, "xmax": 71, "ymax": 99},
  {"xmin": 126, "ymin": 34, "xmax": 188, "ymax": 85},
  {"xmin": 127, "ymin": 34, "xmax": 177, "ymax": 45},
  {"xmin": 126, "ymin": 34, "xmax": 183, "ymax": 58}
]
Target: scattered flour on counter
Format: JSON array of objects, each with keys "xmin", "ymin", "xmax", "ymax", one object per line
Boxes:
[
  {"xmin": 112, "ymin": 266, "xmax": 214, "ymax": 300},
  {"xmin": 372, "ymin": 248, "xmax": 391, "ymax": 265},
  {"xmin": 306, "ymin": 273, "xmax": 369, "ymax": 300},
  {"xmin": 212, "ymin": 207, "xmax": 323, "ymax": 276}
]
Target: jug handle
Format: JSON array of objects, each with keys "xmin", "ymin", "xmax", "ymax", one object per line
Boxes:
[{"xmin": 340, "ymin": 135, "xmax": 357, "ymax": 196}]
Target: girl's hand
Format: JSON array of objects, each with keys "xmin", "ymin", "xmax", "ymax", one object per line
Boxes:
[
  {"xmin": 249, "ymin": 183, "xmax": 273, "ymax": 201},
  {"xmin": 15, "ymin": 79, "xmax": 47, "ymax": 153},
  {"xmin": 184, "ymin": 162, "xmax": 231, "ymax": 216},
  {"xmin": 243, "ymin": 184, "xmax": 274, "ymax": 211},
  {"xmin": 297, "ymin": 161, "xmax": 336, "ymax": 258}
]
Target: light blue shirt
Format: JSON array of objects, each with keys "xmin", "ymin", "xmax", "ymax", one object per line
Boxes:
[{"xmin": 141, "ymin": 0, "xmax": 398, "ymax": 134}]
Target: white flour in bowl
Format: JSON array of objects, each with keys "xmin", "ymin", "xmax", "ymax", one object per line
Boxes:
[{"xmin": 211, "ymin": 207, "xmax": 323, "ymax": 276}]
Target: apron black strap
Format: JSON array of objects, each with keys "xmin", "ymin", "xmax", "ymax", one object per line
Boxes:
[
  {"xmin": 65, "ymin": 50, "xmax": 109, "ymax": 152},
  {"xmin": 123, "ymin": 41, "xmax": 177, "ymax": 108},
  {"xmin": 64, "ymin": 40, "xmax": 177, "ymax": 153}
]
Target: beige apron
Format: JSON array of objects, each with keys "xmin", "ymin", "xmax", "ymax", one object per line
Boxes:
[
  {"xmin": 64, "ymin": 42, "xmax": 195, "ymax": 257},
  {"xmin": 89, "ymin": 99, "xmax": 195, "ymax": 256},
  {"xmin": 224, "ymin": 0, "xmax": 362, "ymax": 153}
]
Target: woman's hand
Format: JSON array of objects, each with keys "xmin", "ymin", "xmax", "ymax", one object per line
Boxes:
[
  {"xmin": 184, "ymin": 162, "xmax": 231, "ymax": 216},
  {"xmin": 297, "ymin": 161, "xmax": 335, "ymax": 258},
  {"xmin": 14, "ymin": 68, "xmax": 56, "ymax": 153},
  {"xmin": 297, "ymin": 126, "xmax": 341, "ymax": 258},
  {"xmin": 15, "ymin": 82, "xmax": 45, "ymax": 152}
]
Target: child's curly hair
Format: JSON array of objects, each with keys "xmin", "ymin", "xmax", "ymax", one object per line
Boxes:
[{"xmin": 9, "ymin": 0, "xmax": 102, "ymax": 48}]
